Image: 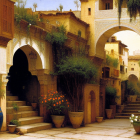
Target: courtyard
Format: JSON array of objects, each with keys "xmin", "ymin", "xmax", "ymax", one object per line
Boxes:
[{"xmin": 0, "ymin": 119, "xmax": 139, "ymax": 140}]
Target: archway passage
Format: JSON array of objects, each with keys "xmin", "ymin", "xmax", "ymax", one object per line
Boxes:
[
  {"xmin": 128, "ymin": 74, "xmax": 138, "ymax": 82},
  {"xmin": 95, "ymin": 26, "xmax": 137, "ymax": 58},
  {"xmin": 7, "ymin": 49, "xmax": 32, "ymax": 100}
]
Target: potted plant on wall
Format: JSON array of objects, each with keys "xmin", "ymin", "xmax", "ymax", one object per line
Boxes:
[
  {"xmin": 8, "ymin": 103, "xmax": 20, "ymax": 133},
  {"xmin": 44, "ymin": 90, "xmax": 69, "ymax": 128},
  {"xmin": 105, "ymin": 86, "xmax": 119, "ymax": 119},
  {"xmin": 56, "ymin": 56, "xmax": 98, "ymax": 128}
]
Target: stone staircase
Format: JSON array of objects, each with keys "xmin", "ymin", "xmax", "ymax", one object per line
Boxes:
[
  {"xmin": 115, "ymin": 98, "xmax": 140, "ymax": 119},
  {"xmin": 6, "ymin": 96, "xmax": 52, "ymax": 133}
]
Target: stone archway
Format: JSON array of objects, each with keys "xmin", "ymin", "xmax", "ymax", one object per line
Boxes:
[
  {"xmin": 95, "ymin": 24, "xmax": 140, "ymax": 59},
  {"xmin": 7, "ymin": 45, "xmax": 43, "ymax": 102},
  {"xmin": 128, "ymin": 74, "xmax": 138, "ymax": 82}
]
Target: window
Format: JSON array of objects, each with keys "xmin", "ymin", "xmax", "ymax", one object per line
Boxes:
[
  {"xmin": 102, "ymin": 67, "xmax": 110, "ymax": 78},
  {"xmin": 120, "ymin": 65, "xmax": 124, "ymax": 73},
  {"xmin": 126, "ymin": 68, "xmax": 127, "ymax": 73},
  {"xmin": 88, "ymin": 8, "xmax": 91, "ymax": 15},
  {"xmin": 105, "ymin": 3, "xmax": 110, "ymax": 10},
  {"xmin": 131, "ymin": 68, "xmax": 134, "ymax": 71}
]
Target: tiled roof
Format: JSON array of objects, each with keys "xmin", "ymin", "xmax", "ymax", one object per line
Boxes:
[{"xmin": 128, "ymin": 55, "xmax": 140, "ymax": 60}]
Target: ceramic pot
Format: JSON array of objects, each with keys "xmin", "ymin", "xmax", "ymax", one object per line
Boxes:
[
  {"xmin": 51, "ymin": 115, "xmax": 65, "ymax": 128},
  {"xmin": 0, "ymin": 107, "xmax": 3, "ymax": 131},
  {"xmin": 31, "ymin": 103, "xmax": 37, "ymax": 110},
  {"xmin": 8, "ymin": 125, "xmax": 16, "ymax": 133},
  {"xmin": 133, "ymin": 122, "xmax": 140, "ymax": 134},
  {"xmin": 68, "ymin": 111, "xmax": 84, "ymax": 128},
  {"xmin": 96, "ymin": 117, "xmax": 103, "ymax": 123},
  {"xmin": 105, "ymin": 109, "xmax": 113, "ymax": 119}
]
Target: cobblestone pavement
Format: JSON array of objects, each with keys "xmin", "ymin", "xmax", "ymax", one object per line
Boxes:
[{"xmin": 0, "ymin": 119, "xmax": 140, "ymax": 140}]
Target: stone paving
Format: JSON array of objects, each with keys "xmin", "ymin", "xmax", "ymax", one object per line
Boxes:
[{"xmin": 0, "ymin": 119, "xmax": 140, "ymax": 140}]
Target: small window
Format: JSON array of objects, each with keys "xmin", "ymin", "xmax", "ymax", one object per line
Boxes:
[
  {"xmin": 131, "ymin": 68, "xmax": 134, "ymax": 71},
  {"xmin": 126, "ymin": 68, "xmax": 127, "ymax": 73},
  {"xmin": 88, "ymin": 8, "xmax": 91, "ymax": 15},
  {"xmin": 105, "ymin": 3, "xmax": 110, "ymax": 10}
]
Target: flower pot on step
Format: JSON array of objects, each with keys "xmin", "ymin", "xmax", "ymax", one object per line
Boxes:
[
  {"xmin": 105, "ymin": 109, "xmax": 113, "ymax": 119},
  {"xmin": 8, "ymin": 125, "xmax": 16, "ymax": 133}
]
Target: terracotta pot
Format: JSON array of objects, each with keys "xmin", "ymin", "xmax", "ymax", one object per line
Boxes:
[
  {"xmin": 31, "ymin": 103, "xmax": 37, "ymax": 110},
  {"xmin": 117, "ymin": 105, "xmax": 124, "ymax": 113},
  {"xmin": 51, "ymin": 115, "xmax": 65, "ymax": 128},
  {"xmin": 110, "ymin": 105, "xmax": 116, "ymax": 119},
  {"xmin": 105, "ymin": 109, "xmax": 113, "ymax": 119},
  {"xmin": 8, "ymin": 125, "xmax": 16, "ymax": 133},
  {"xmin": 68, "ymin": 111, "xmax": 84, "ymax": 128},
  {"xmin": 133, "ymin": 122, "xmax": 140, "ymax": 134},
  {"xmin": 96, "ymin": 117, "xmax": 103, "ymax": 123}
]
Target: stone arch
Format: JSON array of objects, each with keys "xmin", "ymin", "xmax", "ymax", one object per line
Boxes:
[
  {"xmin": 95, "ymin": 23, "xmax": 140, "ymax": 58},
  {"xmin": 128, "ymin": 74, "xmax": 138, "ymax": 82},
  {"xmin": 13, "ymin": 37, "xmax": 44, "ymax": 69}
]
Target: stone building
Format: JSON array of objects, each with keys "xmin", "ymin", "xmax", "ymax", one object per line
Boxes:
[{"xmin": 0, "ymin": 0, "xmax": 139, "ymax": 132}]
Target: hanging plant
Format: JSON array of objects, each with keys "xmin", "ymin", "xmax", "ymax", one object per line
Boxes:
[{"xmin": 116, "ymin": 0, "xmax": 140, "ymax": 24}]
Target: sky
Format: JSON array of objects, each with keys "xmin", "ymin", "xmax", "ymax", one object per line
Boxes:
[
  {"xmin": 114, "ymin": 31, "xmax": 140, "ymax": 56},
  {"xmin": 24, "ymin": 0, "xmax": 79, "ymax": 11},
  {"xmin": 21, "ymin": 0, "xmax": 140, "ymax": 56}
]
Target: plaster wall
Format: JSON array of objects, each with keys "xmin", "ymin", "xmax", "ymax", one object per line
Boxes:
[{"xmin": 84, "ymin": 84, "xmax": 100, "ymax": 124}]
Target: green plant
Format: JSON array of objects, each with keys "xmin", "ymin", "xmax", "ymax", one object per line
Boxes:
[
  {"xmin": 56, "ymin": 56, "xmax": 98, "ymax": 112},
  {"xmin": 10, "ymin": 103, "xmax": 19, "ymax": 126},
  {"xmin": 14, "ymin": 2, "xmax": 38, "ymax": 25},
  {"xmin": 105, "ymin": 86, "xmax": 119, "ymax": 108},
  {"xmin": 78, "ymin": 30, "xmax": 81, "ymax": 38},
  {"xmin": 116, "ymin": 0, "xmax": 140, "ymax": 24},
  {"xmin": 106, "ymin": 55, "xmax": 119, "ymax": 68},
  {"xmin": 10, "ymin": 119, "xmax": 20, "ymax": 126}
]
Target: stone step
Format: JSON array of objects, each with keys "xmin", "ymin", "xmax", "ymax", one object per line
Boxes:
[
  {"xmin": 7, "ymin": 106, "xmax": 33, "ymax": 114},
  {"xmin": 127, "ymin": 104, "xmax": 140, "ymax": 107},
  {"xmin": 7, "ymin": 101, "xmax": 26, "ymax": 107},
  {"xmin": 7, "ymin": 96, "xmax": 19, "ymax": 101},
  {"xmin": 115, "ymin": 116, "xmax": 130, "ymax": 119},
  {"xmin": 123, "ymin": 110, "xmax": 140, "ymax": 113},
  {"xmin": 7, "ymin": 111, "xmax": 38, "ymax": 122},
  {"xmin": 116, "ymin": 112, "xmax": 140, "ymax": 116},
  {"xmin": 19, "ymin": 116, "xmax": 44, "ymax": 125},
  {"xmin": 124, "ymin": 107, "xmax": 140, "ymax": 110},
  {"xmin": 16, "ymin": 123, "xmax": 52, "ymax": 133}
]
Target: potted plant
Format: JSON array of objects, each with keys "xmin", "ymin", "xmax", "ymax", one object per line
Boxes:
[
  {"xmin": 31, "ymin": 96, "xmax": 37, "ymax": 110},
  {"xmin": 8, "ymin": 103, "xmax": 20, "ymax": 133},
  {"xmin": 126, "ymin": 81, "xmax": 139, "ymax": 102},
  {"xmin": 105, "ymin": 86, "xmax": 119, "ymax": 119},
  {"xmin": 56, "ymin": 56, "xmax": 98, "ymax": 128},
  {"xmin": 44, "ymin": 90, "xmax": 69, "ymax": 128},
  {"xmin": 130, "ymin": 114, "xmax": 140, "ymax": 134}
]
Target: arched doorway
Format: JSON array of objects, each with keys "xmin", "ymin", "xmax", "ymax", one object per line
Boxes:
[{"xmin": 7, "ymin": 47, "xmax": 40, "ymax": 103}]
